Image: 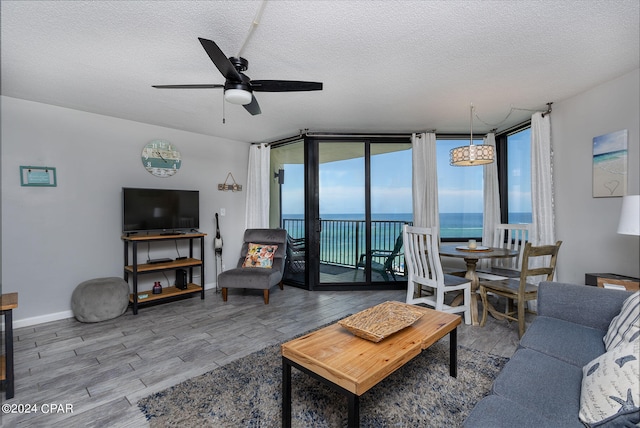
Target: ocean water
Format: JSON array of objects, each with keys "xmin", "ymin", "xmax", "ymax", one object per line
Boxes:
[
  {"xmin": 284, "ymin": 212, "xmax": 532, "ymax": 239},
  {"xmin": 593, "ymin": 150, "xmax": 627, "ymax": 174},
  {"xmin": 283, "ymin": 212, "xmax": 532, "ymax": 267}
]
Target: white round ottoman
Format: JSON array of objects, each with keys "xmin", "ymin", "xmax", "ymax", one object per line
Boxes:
[{"xmin": 71, "ymin": 277, "xmax": 129, "ymax": 322}]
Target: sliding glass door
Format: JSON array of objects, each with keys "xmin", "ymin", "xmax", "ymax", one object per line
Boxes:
[
  {"xmin": 271, "ymin": 136, "xmax": 412, "ymax": 290},
  {"xmin": 270, "ymin": 139, "xmax": 305, "ymax": 285},
  {"xmin": 318, "ymin": 141, "xmax": 365, "ymax": 285},
  {"xmin": 369, "ymin": 143, "xmax": 413, "ymax": 283}
]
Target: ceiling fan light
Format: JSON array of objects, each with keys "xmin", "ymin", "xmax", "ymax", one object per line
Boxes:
[{"xmin": 224, "ymin": 89, "xmax": 252, "ymax": 105}]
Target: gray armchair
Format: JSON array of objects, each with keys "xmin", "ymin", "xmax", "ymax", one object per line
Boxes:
[{"xmin": 218, "ymin": 228, "xmax": 287, "ymax": 304}]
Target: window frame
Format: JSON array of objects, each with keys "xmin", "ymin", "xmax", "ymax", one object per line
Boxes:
[
  {"xmin": 495, "ymin": 120, "xmax": 532, "ymax": 224},
  {"xmin": 271, "ymin": 124, "xmax": 533, "ymax": 247}
]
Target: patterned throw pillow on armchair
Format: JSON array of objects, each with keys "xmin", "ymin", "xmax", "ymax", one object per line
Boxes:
[{"xmin": 242, "ymin": 243, "xmax": 278, "ymax": 268}]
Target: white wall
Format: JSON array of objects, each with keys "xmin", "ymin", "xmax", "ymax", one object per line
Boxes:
[
  {"xmin": 553, "ymin": 69, "xmax": 640, "ymax": 283},
  {"xmin": 1, "ymin": 96, "xmax": 249, "ymax": 326}
]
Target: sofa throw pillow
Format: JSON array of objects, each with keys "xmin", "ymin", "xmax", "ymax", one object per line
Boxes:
[
  {"xmin": 579, "ymin": 339, "xmax": 640, "ymax": 427},
  {"xmin": 242, "ymin": 243, "xmax": 278, "ymax": 268},
  {"xmin": 603, "ymin": 291, "xmax": 639, "ymax": 351}
]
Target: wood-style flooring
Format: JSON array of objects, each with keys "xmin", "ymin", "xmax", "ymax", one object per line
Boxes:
[{"xmin": 1, "ymin": 286, "xmax": 531, "ymax": 427}]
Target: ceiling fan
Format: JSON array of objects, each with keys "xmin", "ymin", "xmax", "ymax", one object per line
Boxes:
[{"xmin": 152, "ymin": 37, "xmax": 323, "ymax": 115}]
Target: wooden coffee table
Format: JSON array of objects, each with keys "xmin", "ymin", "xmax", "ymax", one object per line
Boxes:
[{"xmin": 281, "ymin": 304, "xmax": 460, "ymax": 427}]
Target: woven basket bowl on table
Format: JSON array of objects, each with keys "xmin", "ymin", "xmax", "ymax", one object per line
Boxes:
[{"xmin": 338, "ymin": 301, "xmax": 425, "ymax": 342}]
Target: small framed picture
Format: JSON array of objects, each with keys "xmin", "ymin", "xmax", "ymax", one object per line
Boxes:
[
  {"xmin": 593, "ymin": 130, "xmax": 627, "ymax": 198},
  {"xmin": 20, "ymin": 166, "xmax": 57, "ymax": 187}
]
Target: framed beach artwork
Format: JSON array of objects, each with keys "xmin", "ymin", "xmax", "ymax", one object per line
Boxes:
[{"xmin": 592, "ymin": 129, "xmax": 628, "ymax": 198}]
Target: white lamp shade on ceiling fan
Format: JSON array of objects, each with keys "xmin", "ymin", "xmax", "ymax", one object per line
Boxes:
[{"xmin": 224, "ymin": 89, "xmax": 253, "ymax": 105}]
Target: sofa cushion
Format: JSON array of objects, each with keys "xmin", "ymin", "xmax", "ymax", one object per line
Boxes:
[
  {"xmin": 242, "ymin": 243, "xmax": 278, "ymax": 268},
  {"xmin": 519, "ymin": 316, "xmax": 606, "ymax": 367},
  {"xmin": 492, "ymin": 348, "xmax": 583, "ymax": 426},
  {"xmin": 464, "ymin": 395, "xmax": 580, "ymax": 428},
  {"xmin": 603, "ymin": 291, "xmax": 639, "ymax": 351},
  {"xmin": 537, "ymin": 282, "xmax": 632, "ymax": 331},
  {"xmin": 579, "ymin": 339, "xmax": 640, "ymax": 427}
]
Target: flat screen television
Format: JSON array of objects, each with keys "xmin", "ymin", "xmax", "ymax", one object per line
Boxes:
[{"xmin": 122, "ymin": 188, "xmax": 199, "ymax": 234}]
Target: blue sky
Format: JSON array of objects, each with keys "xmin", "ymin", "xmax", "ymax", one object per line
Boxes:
[
  {"xmin": 281, "ymin": 131, "xmax": 532, "ymax": 215},
  {"xmin": 282, "ymin": 149, "xmax": 414, "ymax": 215},
  {"xmin": 593, "ymin": 129, "xmax": 628, "ymax": 156}
]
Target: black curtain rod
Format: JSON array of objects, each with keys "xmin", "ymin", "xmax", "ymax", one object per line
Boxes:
[
  {"xmin": 306, "ymin": 132, "xmax": 412, "ymax": 139},
  {"xmin": 262, "ymin": 131, "xmax": 415, "ymax": 147}
]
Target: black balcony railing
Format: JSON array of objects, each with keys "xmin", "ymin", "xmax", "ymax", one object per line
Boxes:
[{"xmin": 282, "ymin": 218, "xmax": 411, "ymax": 276}]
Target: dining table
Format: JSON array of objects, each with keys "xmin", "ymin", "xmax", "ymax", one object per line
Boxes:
[{"xmin": 439, "ymin": 244, "xmax": 519, "ymax": 325}]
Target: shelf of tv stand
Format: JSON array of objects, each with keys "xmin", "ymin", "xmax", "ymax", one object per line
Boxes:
[
  {"xmin": 130, "ymin": 283, "xmax": 202, "ymax": 304},
  {"xmin": 125, "ymin": 258, "xmax": 202, "ymax": 273},
  {"xmin": 122, "ymin": 232, "xmax": 206, "ymax": 315}
]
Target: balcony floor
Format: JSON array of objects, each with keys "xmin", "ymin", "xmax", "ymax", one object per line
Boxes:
[{"xmin": 285, "ymin": 263, "xmax": 406, "ymax": 284}]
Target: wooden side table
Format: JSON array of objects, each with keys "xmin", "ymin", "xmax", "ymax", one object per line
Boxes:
[
  {"xmin": 585, "ymin": 273, "xmax": 639, "ymax": 291},
  {"xmin": 1, "ymin": 292, "xmax": 18, "ymax": 399}
]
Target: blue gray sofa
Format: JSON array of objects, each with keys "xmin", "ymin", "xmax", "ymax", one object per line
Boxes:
[{"xmin": 464, "ymin": 281, "xmax": 637, "ymax": 427}]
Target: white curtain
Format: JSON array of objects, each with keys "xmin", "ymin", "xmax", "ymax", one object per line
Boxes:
[
  {"xmin": 530, "ymin": 112, "xmax": 555, "ymax": 246},
  {"xmin": 244, "ymin": 143, "xmax": 270, "ymax": 229},
  {"xmin": 529, "ymin": 112, "xmax": 556, "ymax": 298},
  {"xmin": 482, "ymin": 132, "xmax": 500, "ymax": 248},
  {"xmin": 412, "ymin": 132, "xmax": 439, "ymax": 231},
  {"xmin": 481, "ymin": 132, "xmax": 500, "ymax": 268}
]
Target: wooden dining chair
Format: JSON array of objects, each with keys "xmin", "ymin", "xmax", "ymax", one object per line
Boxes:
[
  {"xmin": 479, "ymin": 240, "xmax": 562, "ymax": 338},
  {"xmin": 476, "ymin": 224, "xmax": 530, "ymax": 279},
  {"xmin": 403, "ymin": 225, "xmax": 472, "ymax": 325}
]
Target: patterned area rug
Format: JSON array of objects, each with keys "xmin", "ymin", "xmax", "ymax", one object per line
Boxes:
[{"xmin": 138, "ymin": 333, "xmax": 508, "ymax": 427}]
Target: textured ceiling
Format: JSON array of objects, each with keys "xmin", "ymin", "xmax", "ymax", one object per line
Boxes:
[{"xmin": 1, "ymin": 0, "xmax": 638, "ymax": 143}]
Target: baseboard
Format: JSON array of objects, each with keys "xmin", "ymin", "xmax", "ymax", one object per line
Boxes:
[
  {"xmin": 10, "ymin": 283, "xmax": 218, "ymax": 328},
  {"xmin": 13, "ymin": 310, "xmax": 74, "ymax": 329}
]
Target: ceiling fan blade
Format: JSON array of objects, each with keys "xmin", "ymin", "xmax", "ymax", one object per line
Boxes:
[
  {"xmin": 251, "ymin": 80, "xmax": 323, "ymax": 92},
  {"xmin": 198, "ymin": 37, "xmax": 243, "ymax": 82},
  {"xmin": 243, "ymin": 94, "xmax": 262, "ymax": 115},
  {"xmin": 152, "ymin": 84, "xmax": 224, "ymax": 89}
]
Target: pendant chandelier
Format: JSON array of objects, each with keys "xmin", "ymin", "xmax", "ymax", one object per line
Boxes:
[{"xmin": 450, "ymin": 104, "xmax": 495, "ymax": 166}]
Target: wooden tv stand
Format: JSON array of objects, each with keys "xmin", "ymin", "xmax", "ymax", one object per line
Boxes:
[{"xmin": 122, "ymin": 233, "xmax": 206, "ymax": 314}]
